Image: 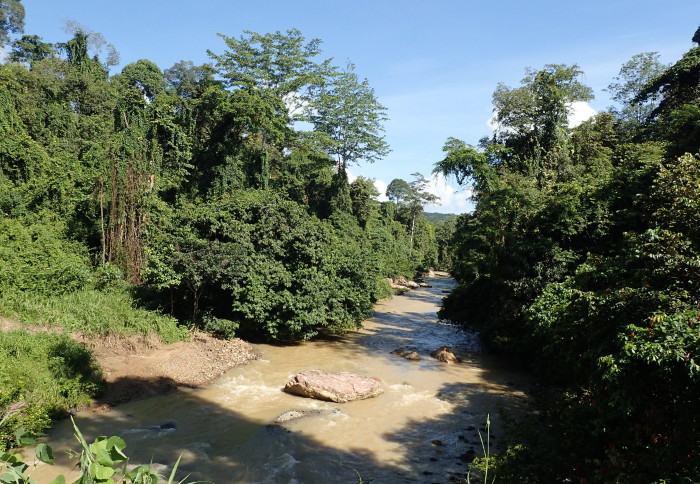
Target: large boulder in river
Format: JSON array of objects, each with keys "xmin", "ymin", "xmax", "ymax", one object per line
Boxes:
[
  {"xmin": 430, "ymin": 346, "xmax": 460, "ymax": 363},
  {"xmin": 284, "ymin": 370, "xmax": 383, "ymax": 403},
  {"xmin": 388, "ymin": 277, "xmax": 420, "ymax": 290}
]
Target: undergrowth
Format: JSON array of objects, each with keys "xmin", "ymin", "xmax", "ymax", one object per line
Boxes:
[
  {"xmin": 0, "ymin": 331, "xmax": 102, "ymax": 451},
  {"xmin": 0, "ymin": 289, "xmax": 188, "ymax": 344},
  {"xmin": 0, "ymin": 287, "xmax": 188, "ymax": 451}
]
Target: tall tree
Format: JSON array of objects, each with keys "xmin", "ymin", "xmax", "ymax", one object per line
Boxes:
[
  {"xmin": 492, "ymin": 64, "xmax": 593, "ymax": 183},
  {"xmin": 434, "ymin": 137, "xmax": 497, "ymax": 200},
  {"xmin": 8, "ymin": 34, "xmax": 56, "ymax": 65},
  {"xmin": 305, "ymin": 62, "xmax": 390, "ymax": 174},
  {"xmin": 635, "ymin": 26, "xmax": 700, "ymax": 155},
  {"xmin": 61, "ymin": 21, "xmax": 119, "ymax": 72},
  {"xmin": 386, "ymin": 173, "xmax": 439, "ymax": 246},
  {"xmin": 606, "ymin": 52, "xmax": 666, "ymax": 126},
  {"xmin": 164, "ymin": 60, "xmax": 217, "ymax": 99},
  {"xmin": 103, "ymin": 59, "xmax": 173, "ymax": 282},
  {"xmin": 636, "ymin": 28, "xmax": 700, "ymax": 119},
  {"xmin": 208, "ymin": 29, "xmax": 329, "ymax": 107},
  {"xmin": 208, "ymin": 29, "xmax": 332, "ymax": 184},
  {"xmin": 385, "ymin": 178, "xmax": 411, "ymax": 207},
  {"xmin": 0, "ymin": 0, "xmax": 23, "ymax": 48},
  {"xmin": 349, "ymin": 176, "xmax": 379, "ymax": 228}
]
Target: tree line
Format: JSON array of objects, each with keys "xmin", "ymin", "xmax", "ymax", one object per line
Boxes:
[
  {"xmin": 0, "ymin": 2, "xmax": 450, "ymax": 448},
  {"xmin": 436, "ymin": 26, "xmax": 700, "ymax": 483}
]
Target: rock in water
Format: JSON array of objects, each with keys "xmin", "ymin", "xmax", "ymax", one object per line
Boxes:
[
  {"xmin": 390, "ymin": 347, "xmax": 421, "ymax": 361},
  {"xmin": 284, "ymin": 370, "xmax": 383, "ymax": 403},
  {"xmin": 430, "ymin": 346, "xmax": 460, "ymax": 363},
  {"xmin": 271, "ymin": 409, "xmax": 324, "ymax": 425}
]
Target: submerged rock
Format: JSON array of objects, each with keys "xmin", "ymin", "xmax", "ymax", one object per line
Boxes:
[
  {"xmin": 390, "ymin": 347, "xmax": 421, "ymax": 361},
  {"xmin": 271, "ymin": 409, "xmax": 325, "ymax": 425},
  {"xmin": 283, "ymin": 370, "xmax": 383, "ymax": 403}
]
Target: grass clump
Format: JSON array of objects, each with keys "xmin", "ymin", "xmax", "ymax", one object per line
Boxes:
[
  {"xmin": 0, "ymin": 289, "xmax": 188, "ymax": 344},
  {"xmin": 0, "ymin": 330, "xmax": 102, "ymax": 450}
]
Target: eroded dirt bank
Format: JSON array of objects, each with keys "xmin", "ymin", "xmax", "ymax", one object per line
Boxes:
[
  {"xmin": 0, "ymin": 316, "xmax": 259, "ymax": 410},
  {"xmin": 82, "ymin": 332, "xmax": 259, "ymax": 411}
]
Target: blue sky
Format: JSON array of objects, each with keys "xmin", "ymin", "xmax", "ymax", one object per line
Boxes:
[{"xmin": 20, "ymin": 0, "xmax": 700, "ymax": 213}]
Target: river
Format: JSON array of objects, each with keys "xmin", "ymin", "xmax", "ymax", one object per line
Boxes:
[{"xmin": 28, "ymin": 273, "xmax": 531, "ymax": 483}]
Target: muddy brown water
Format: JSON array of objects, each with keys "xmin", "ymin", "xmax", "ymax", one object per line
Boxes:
[{"xmin": 27, "ymin": 274, "xmax": 531, "ymax": 483}]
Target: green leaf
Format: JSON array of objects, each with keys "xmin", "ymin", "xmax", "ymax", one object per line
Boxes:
[
  {"xmin": 104, "ymin": 436, "xmax": 127, "ymax": 463},
  {"xmin": 0, "ymin": 465, "xmax": 30, "ymax": 483},
  {"xmin": 49, "ymin": 476, "xmax": 66, "ymax": 484},
  {"xmin": 35, "ymin": 443, "xmax": 55, "ymax": 465},
  {"xmin": 0, "ymin": 452, "xmax": 17, "ymax": 464},
  {"xmin": 105, "ymin": 436, "xmax": 126, "ymax": 452},
  {"xmin": 15, "ymin": 429, "xmax": 37, "ymax": 447},
  {"xmin": 167, "ymin": 454, "xmax": 182, "ymax": 484},
  {"xmin": 126, "ymin": 465, "xmax": 149, "ymax": 479},
  {"xmin": 94, "ymin": 447, "xmax": 114, "ymax": 467},
  {"xmin": 90, "ymin": 436, "xmax": 108, "ymax": 455},
  {"xmin": 89, "ymin": 462, "xmax": 115, "ymax": 481}
]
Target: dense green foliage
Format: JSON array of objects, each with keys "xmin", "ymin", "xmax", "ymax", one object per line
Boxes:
[
  {"xmin": 0, "ymin": 23, "xmax": 427, "ymax": 337},
  {"xmin": 438, "ymin": 29, "xmax": 700, "ymax": 482},
  {"xmin": 0, "ymin": 4, "xmax": 438, "ymax": 450},
  {"xmin": 0, "ymin": 331, "xmax": 101, "ymax": 450},
  {"xmin": 144, "ymin": 190, "xmax": 398, "ymax": 341},
  {"xmin": 0, "ymin": 218, "xmax": 91, "ymax": 295},
  {"xmin": 385, "ymin": 172, "xmax": 440, "ymax": 271}
]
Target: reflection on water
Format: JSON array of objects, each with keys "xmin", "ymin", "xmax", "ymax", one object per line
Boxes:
[{"xmin": 28, "ymin": 275, "xmax": 531, "ymax": 483}]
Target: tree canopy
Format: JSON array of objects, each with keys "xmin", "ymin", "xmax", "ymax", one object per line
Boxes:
[
  {"xmin": 305, "ymin": 62, "xmax": 390, "ymax": 172},
  {"xmin": 437, "ymin": 26, "xmax": 700, "ymax": 482},
  {"xmin": 0, "ymin": 0, "xmax": 24, "ymax": 48}
]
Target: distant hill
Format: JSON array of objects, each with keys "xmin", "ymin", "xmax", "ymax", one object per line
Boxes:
[{"xmin": 424, "ymin": 212, "xmax": 459, "ymax": 223}]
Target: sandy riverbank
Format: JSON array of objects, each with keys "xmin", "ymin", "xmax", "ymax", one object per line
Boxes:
[
  {"xmin": 0, "ymin": 317, "xmax": 259, "ymax": 411},
  {"xmin": 82, "ymin": 331, "xmax": 259, "ymax": 411}
]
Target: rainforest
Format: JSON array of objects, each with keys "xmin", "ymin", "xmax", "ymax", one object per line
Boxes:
[{"xmin": 2, "ymin": 1, "xmax": 700, "ymax": 482}]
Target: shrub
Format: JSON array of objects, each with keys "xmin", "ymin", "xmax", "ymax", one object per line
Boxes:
[
  {"xmin": 0, "ymin": 217, "xmax": 92, "ymax": 296},
  {"xmin": 0, "ymin": 331, "xmax": 101, "ymax": 450}
]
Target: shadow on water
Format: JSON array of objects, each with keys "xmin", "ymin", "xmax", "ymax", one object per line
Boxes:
[
  {"xmin": 32, "ymin": 275, "xmax": 534, "ymax": 484},
  {"xmin": 42, "ymin": 380, "xmax": 529, "ymax": 483}
]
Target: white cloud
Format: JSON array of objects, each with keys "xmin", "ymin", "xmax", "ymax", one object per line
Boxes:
[
  {"xmin": 423, "ymin": 173, "xmax": 473, "ymax": 214},
  {"xmin": 372, "ymin": 179, "xmax": 389, "ymax": 202},
  {"xmin": 567, "ymin": 101, "xmax": 597, "ymax": 127}
]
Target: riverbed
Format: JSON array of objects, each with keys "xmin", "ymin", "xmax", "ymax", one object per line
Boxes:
[{"xmin": 27, "ymin": 274, "xmax": 531, "ymax": 483}]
